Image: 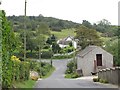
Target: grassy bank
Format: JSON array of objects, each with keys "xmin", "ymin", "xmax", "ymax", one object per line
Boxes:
[
  {"xmin": 13, "ymin": 67, "xmax": 55, "ymax": 88},
  {"xmin": 41, "ymin": 66, "xmax": 55, "ymax": 79},
  {"xmin": 13, "ymin": 79, "xmax": 36, "ymax": 88}
]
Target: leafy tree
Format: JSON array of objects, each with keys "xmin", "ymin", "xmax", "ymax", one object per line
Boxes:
[
  {"xmin": 36, "ymin": 23, "xmax": 50, "ymax": 35},
  {"xmin": 51, "ymin": 34, "xmax": 56, "ymax": 42},
  {"xmin": 7, "ymin": 15, "xmax": 79, "ymax": 32},
  {"xmin": 82, "ymin": 20, "xmax": 92, "ymax": 28},
  {"xmin": 36, "ymin": 23, "xmax": 50, "ymax": 58},
  {"xmin": 19, "ymin": 30, "xmax": 36, "ymax": 54},
  {"xmin": 26, "ymin": 31, "xmax": 36, "ymax": 52},
  {"xmin": 93, "ymin": 19, "xmax": 111, "ymax": 33},
  {"xmin": 46, "ymin": 37, "xmax": 52, "ymax": 45},
  {"xmin": 52, "ymin": 43, "xmax": 61, "ymax": 54},
  {"xmin": 46, "ymin": 34, "xmax": 56, "ymax": 45},
  {"xmin": 75, "ymin": 25, "xmax": 102, "ymax": 49},
  {"xmin": 104, "ymin": 39, "xmax": 119, "ymax": 66},
  {"xmin": 35, "ymin": 23, "xmax": 50, "ymax": 76}
]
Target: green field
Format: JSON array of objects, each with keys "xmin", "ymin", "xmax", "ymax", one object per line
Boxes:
[{"xmin": 51, "ymin": 28, "xmax": 76, "ymax": 40}]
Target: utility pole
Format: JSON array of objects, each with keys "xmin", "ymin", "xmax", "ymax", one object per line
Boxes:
[{"xmin": 24, "ymin": 0, "xmax": 27, "ymax": 61}]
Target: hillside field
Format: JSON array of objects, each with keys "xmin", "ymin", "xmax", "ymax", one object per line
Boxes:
[{"xmin": 51, "ymin": 28, "xmax": 76, "ymax": 40}]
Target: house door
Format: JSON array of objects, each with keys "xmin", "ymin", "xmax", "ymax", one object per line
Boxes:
[{"xmin": 96, "ymin": 54, "xmax": 102, "ymax": 66}]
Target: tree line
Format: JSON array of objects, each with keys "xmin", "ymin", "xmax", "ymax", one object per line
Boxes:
[{"xmin": 7, "ymin": 15, "xmax": 118, "ymax": 37}]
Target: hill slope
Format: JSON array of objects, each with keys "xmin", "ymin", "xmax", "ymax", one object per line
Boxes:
[{"xmin": 7, "ymin": 15, "xmax": 79, "ymax": 32}]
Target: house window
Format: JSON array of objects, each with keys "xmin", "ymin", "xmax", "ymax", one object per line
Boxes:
[{"xmin": 96, "ymin": 54, "xmax": 102, "ymax": 66}]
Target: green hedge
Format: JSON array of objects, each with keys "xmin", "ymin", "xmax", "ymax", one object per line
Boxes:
[
  {"xmin": 14, "ymin": 50, "xmax": 53, "ymax": 59},
  {"xmin": 12, "ymin": 60, "xmax": 30, "ymax": 82},
  {"xmin": 29, "ymin": 60, "xmax": 52, "ymax": 77},
  {"xmin": 41, "ymin": 51, "xmax": 53, "ymax": 59},
  {"xmin": 52, "ymin": 53, "xmax": 74, "ymax": 59}
]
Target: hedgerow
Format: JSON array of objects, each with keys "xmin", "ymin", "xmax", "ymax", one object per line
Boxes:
[{"xmin": 1, "ymin": 10, "xmax": 30, "ymax": 88}]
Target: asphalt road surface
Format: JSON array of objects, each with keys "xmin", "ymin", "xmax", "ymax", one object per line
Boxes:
[{"xmin": 34, "ymin": 59, "xmax": 118, "ymax": 88}]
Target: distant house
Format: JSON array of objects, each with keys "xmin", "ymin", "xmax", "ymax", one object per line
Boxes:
[
  {"xmin": 77, "ymin": 45, "xmax": 113, "ymax": 76},
  {"xmin": 57, "ymin": 36, "xmax": 78, "ymax": 49}
]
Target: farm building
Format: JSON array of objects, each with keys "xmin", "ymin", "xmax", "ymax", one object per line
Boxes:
[{"xmin": 77, "ymin": 45, "xmax": 113, "ymax": 76}]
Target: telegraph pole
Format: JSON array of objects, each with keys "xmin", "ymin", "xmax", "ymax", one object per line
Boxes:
[{"xmin": 24, "ymin": 0, "xmax": 27, "ymax": 61}]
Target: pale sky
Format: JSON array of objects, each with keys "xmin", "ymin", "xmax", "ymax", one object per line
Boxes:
[{"xmin": 0, "ymin": 0, "xmax": 119, "ymax": 25}]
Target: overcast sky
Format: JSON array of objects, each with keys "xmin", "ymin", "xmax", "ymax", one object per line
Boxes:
[{"xmin": 1, "ymin": 0, "xmax": 119, "ymax": 25}]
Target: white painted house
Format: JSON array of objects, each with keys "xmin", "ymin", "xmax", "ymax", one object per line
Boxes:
[
  {"xmin": 77, "ymin": 45, "xmax": 113, "ymax": 76},
  {"xmin": 57, "ymin": 36, "xmax": 78, "ymax": 49}
]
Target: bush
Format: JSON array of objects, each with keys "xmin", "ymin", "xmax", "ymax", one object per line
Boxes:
[
  {"xmin": 41, "ymin": 51, "xmax": 53, "ymax": 59},
  {"xmin": 71, "ymin": 73, "xmax": 80, "ymax": 78},
  {"xmin": 52, "ymin": 53, "xmax": 74, "ymax": 59},
  {"xmin": 66, "ymin": 60, "xmax": 75, "ymax": 74},
  {"xmin": 65, "ymin": 69, "xmax": 71, "ymax": 74},
  {"xmin": 11, "ymin": 56, "xmax": 30, "ymax": 82},
  {"xmin": 29, "ymin": 60, "xmax": 52, "ymax": 77},
  {"xmin": 99, "ymin": 79, "xmax": 108, "ymax": 83},
  {"xmin": 65, "ymin": 74, "xmax": 72, "ymax": 78},
  {"xmin": 65, "ymin": 73, "xmax": 80, "ymax": 78},
  {"xmin": 43, "ymin": 45, "xmax": 50, "ymax": 49},
  {"xmin": 93, "ymin": 78, "xmax": 99, "ymax": 82}
]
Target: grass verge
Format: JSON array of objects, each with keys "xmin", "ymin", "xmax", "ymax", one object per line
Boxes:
[
  {"xmin": 41, "ymin": 66, "xmax": 55, "ymax": 79},
  {"xmin": 13, "ymin": 79, "xmax": 36, "ymax": 88},
  {"xmin": 65, "ymin": 73, "xmax": 80, "ymax": 79}
]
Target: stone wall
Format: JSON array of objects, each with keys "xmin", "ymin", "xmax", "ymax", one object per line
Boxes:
[{"xmin": 98, "ymin": 67, "xmax": 120, "ymax": 86}]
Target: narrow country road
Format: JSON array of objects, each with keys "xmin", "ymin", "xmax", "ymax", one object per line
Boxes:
[{"xmin": 34, "ymin": 59, "xmax": 118, "ymax": 88}]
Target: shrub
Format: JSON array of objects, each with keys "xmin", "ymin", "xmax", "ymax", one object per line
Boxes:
[
  {"xmin": 99, "ymin": 79, "xmax": 104, "ymax": 83},
  {"xmin": 65, "ymin": 69, "xmax": 71, "ymax": 74},
  {"xmin": 71, "ymin": 73, "xmax": 80, "ymax": 78},
  {"xmin": 99, "ymin": 79, "xmax": 108, "ymax": 83},
  {"xmin": 103, "ymin": 79, "xmax": 109, "ymax": 83},
  {"xmin": 93, "ymin": 78, "xmax": 99, "ymax": 82},
  {"xmin": 43, "ymin": 45, "xmax": 50, "ymax": 49},
  {"xmin": 66, "ymin": 60, "xmax": 75, "ymax": 74},
  {"xmin": 52, "ymin": 53, "xmax": 74, "ymax": 59},
  {"xmin": 11, "ymin": 56, "xmax": 30, "ymax": 82},
  {"xmin": 65, "ymin": 74, "xmax": 72, "ymax": 78},
  {"xmin": 28, "ymin": 60, "xmax": 52, "ymax": 77},
  {"xmin": 65, "ymin": 73, "xmax": 80, "ymax": 78},
  {"xmin": 41, "ymin": 51, "xmax": 53, "ymax": 59}
]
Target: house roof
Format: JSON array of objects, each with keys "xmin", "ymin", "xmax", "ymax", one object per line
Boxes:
[
  {"xmin": 77, "ymin": 45, "xmax": 100, "ymax": 57},
  {"xmin": 58, "ymin": 36, "xmax": 74, "ymax": 45},
  {"xmin": 64, "ymin": 36, "xmax": 74, "ymax": 41}
]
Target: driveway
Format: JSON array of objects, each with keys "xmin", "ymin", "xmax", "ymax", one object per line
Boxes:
[{"xmin": 34, "ymin": 59, "xmax": 118, "ymax": 88}]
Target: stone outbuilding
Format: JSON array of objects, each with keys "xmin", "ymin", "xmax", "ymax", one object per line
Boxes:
[{"xmin": 77, "ymin": 45, "xmax": 113, "ymax": 76}]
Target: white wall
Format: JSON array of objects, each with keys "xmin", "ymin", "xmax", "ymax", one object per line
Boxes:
[{"xmin": 72, "ymin": 41, "xmax": 77, "ymax": 49}]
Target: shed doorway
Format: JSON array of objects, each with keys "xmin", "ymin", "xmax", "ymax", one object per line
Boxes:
[{"xmin": 96, "ymin": 54, "xmax": 102, "ymax": 66}]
